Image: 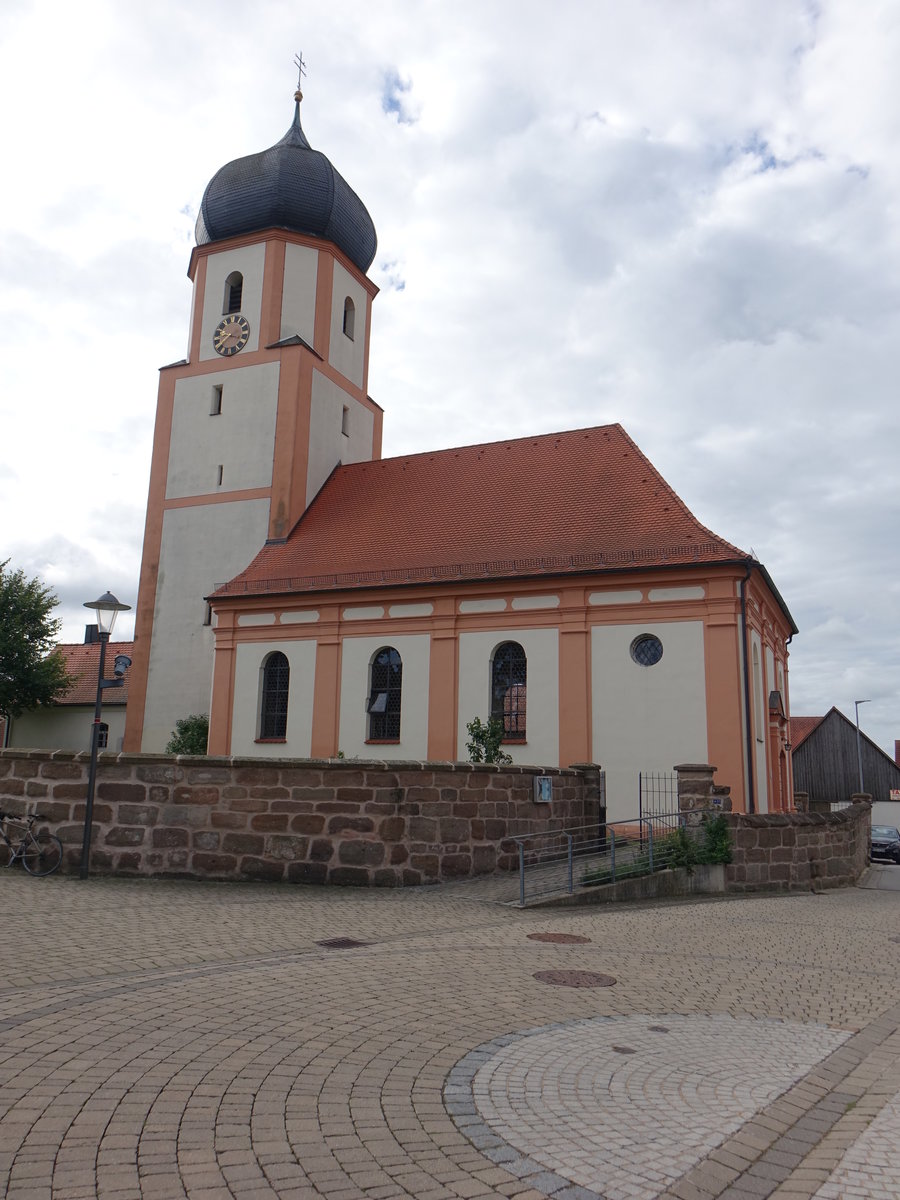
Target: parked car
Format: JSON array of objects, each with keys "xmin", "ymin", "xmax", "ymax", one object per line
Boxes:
[{"xmin": 870, "ymin": 825, "xmax": 900, "ymax": 864}]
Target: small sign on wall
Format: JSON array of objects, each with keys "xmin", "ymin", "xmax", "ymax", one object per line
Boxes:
[
  {"xmin": 533, "ymin": 776, "xmax": 553, "ymax": 804},
  {"xmin": 891, "ymin": 790, "xmax": 900, "ymax": 802}
]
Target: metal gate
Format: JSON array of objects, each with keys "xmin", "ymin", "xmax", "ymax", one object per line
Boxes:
[{"xmin": 639, "ymin": 771, "xmax": 679, "ymax": 833}]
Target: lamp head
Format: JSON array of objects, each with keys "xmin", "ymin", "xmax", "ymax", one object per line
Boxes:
[
  {"xmin": 113, "ymin": 654, "xmax": 133, "ymax": 679},
  {"xmin": 83, "ymin": 590, "xmax": 131, "ymax": 636}
]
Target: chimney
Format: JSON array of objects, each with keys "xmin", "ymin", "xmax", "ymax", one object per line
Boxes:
[{"xmin": 84, "ymin": 624, "xmax": 100, "ymax": 645}]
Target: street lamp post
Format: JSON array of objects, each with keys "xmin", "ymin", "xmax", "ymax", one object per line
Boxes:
[
  {"xmin": 80, "ymin": 591, "xmax": 132, "ymax": 880},
  {"xmin": 854, "ymin": 699, "xmax": 871, "ymax": 795}
]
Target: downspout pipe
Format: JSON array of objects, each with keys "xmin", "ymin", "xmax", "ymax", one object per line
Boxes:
[{"xmin": 740, "ymin": 561, "xmax": 755, "ymax": 814}]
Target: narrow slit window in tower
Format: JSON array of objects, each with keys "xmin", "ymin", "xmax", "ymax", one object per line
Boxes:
[
  {"xmin": 211, "ymin": 384, "xmax": 223, "ymax": 415},
  {"xmin": 224, "ymin": 272, "xmax": 243, "ymax": 314},
  {"xmin": 216, "ymin": 464, "xmax": 224, "ymax": 487},
  {"xmin": 342, "ymin": 405, "xmax": 350, "ymax": 436},
  {"xmin": 342, "ymin": 296, "xmax": 355, "ymax": 340}
]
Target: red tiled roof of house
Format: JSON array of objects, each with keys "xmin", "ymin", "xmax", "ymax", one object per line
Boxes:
[
  {"xmin": 215, "ymin": 424, "xmax": 748, "ymax": 598},
  {"xmin": 55, "ymin": 642, "xmax": 134, "ymax": 705},
  {"xmin": 790, "ymin": 716, "xmax": 824, "ymax": 749}
]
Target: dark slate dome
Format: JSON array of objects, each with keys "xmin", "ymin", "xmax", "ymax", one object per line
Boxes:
[{"xmin": 195, "ymin": 96, "xmax": 377, "ymax": 273}]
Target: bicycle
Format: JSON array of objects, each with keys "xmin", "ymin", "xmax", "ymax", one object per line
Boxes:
[{"xmin": 0, "ymin": 810, "xmax": 64, "ymax": 877}]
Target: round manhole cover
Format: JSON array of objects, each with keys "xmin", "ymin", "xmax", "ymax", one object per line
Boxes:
[
  {"xmin": 527, "ymin": 932, "xmax": 592, "ymax": 944},
  {"xmin": 533, "ymin": 970, "xmax": 616, "ymax": 988}
]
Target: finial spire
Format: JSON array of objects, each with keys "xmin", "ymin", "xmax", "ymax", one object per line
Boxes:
[{"xmin": 293, "ymin": 51, "xmax": 307, "ymax": 103}]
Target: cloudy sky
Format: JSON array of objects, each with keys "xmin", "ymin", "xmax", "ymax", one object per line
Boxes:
[{"xmin": 2, "ymin": 0, "xmax": 898, "ymax": 756}]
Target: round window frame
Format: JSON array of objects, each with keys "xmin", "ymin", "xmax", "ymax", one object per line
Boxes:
[{"xmin": 630, "ymin": 633, "xmax": 663, "ymax": 667}]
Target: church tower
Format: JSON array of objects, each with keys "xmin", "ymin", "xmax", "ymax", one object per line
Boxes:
[{"xmin": 124, "ymin": 83, "xmax": 381, "ymax": 751}]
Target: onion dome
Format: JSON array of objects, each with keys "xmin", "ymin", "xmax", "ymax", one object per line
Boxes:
[{"xmin": 195, "ymin": 91, "xmax": 377, "ymax": 273}]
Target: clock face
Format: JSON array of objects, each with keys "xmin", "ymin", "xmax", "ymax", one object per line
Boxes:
[{"xmin": 213, "ymin": 314, "xmax": 251, "ymax": 356}]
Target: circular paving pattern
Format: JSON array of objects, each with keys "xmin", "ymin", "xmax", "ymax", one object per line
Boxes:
[{"xmin": 446, "ymin": 1014, "xmax": 851, "ymax": 1200}]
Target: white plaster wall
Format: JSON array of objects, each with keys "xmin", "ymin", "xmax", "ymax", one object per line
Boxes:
[
  {"xmin": 306, "ymin": 371, "xmax": 375, "ymax": 504},
  {"xmin": 280, "ymin": 243, "xmax": 319, "ymax": 342},
  {"xmin": 327, "ymin": 260, "xmax": 367, "ymax": 388},
  {"xmin": 141, "ymin": 499, "xmax": 271, "ymax": 751},
  {"xmin": 230, "ymin": 639, "xmax": 317, "ymax": 757},
  {"xmin": 456, "ymin": 628, "xmax": 559, "ymax": 766},
  {"xmin": 198, "ymin": 243, "xmax": 266, "ymax": 362},
  {"xmin": 167, "ymin": 363, "xmax": 280, "ymax": 499},
  {"xmin": 591, "ymin": 621, "xmax": 707, "ymax": 822},
  {"xmin": 8, "ymin": 706, "xmax": 127, "ymax": 753},
  {"xmin": 338, "ymin": 634, "xmax": 430, "ymax": 760}
]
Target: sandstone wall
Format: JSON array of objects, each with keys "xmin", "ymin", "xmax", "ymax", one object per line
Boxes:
[
  {"xmin": 0, "ymin": 751, "xmax": 587, "ymax": 887},
  {"xmin": 725, "ymin": 804, "xmax": 870, "ymax": 892}
]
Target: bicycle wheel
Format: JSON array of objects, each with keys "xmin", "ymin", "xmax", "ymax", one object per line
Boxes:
[{"xmin": 21, "ymin": 832, "xmax": 63, "ymax": 877}]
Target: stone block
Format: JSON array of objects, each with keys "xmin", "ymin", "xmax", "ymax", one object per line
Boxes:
[
  {"xmin": 441, "ymin": 853, "xmax": 473, "ymax": 878},
  {"xmin": 290, "ymin": 814, "xmax": 326, "ymax": 835},
  {"xmin": 152, "ymin": 828, "xmax": 189, "ymax": 848},
  {"xmin": 193, "ymin": 831, "xmax": 221, "ymax": 851},
  {"xmin": 327, "ymin": 866, "xmax": 371, "ymax": 886},
  {"xmin": 105, "ymin": 827, "xmax": 145, "ymax": 847},
  {"xmin": 335, "ymin": 787, "xmax": 375, "ymax": 804},
  {"xmin": 402, "ymin": 868, "xmax": 422, "ymax": 885},
  {"xmin": 373, "ymin": 869, "xmax": 399, "ymax": 887},
  {"xmin": 310, "ymin": 838, "xmax": 334, "ymax": 862},
  {"xmin": 280, "ymin": 769, "xmax": 324, "ymax": 787},
  {"xmin": 389, "ymin": 843, "xmax": 408, "ymax": 864},
  {"xmin": 338, "ymin": 839, "xmax": 385, "ymax": 867},
  {"xmin": 136, "ymin": 764, "xmax": 182, "ymax": 784},
  {"xmin": 327, "ymin": 815, "xmax": 375, "ymax": 835},
  {"xmin": 115, "ymin": 851, "xmax": 142, "ymax": 871},
  {"xmin": 410, "ymin": 853, "xmax": 439, "ymax": 877},
  {"xmin": 97, "ymin": 783, "xmax": 146, "ymax": 805},
  {"xmin": 183, "ymin": 767, "xmax": 231, "ymax": 785},
  {"xmin": 24, "ymin": 781, "xmax": 49, "ymax": 797},
  {"xmin": 239, "ymin": 858, "xmax": 285, "ymax": 882},
  {"xmin": 173, "ymin": 786, "xmax": 219, "ymax": 806},
  {"xmin": 439, "ymin": 817, "xmax": 470, "ymax": 844},
  {"xmin": 409, "ymin": 817, "xmax": 437, "ymax": 842},
  {"xmin": 39, "ymin": 761, "xmax": 83, "ymax": 780},
  {"xmin": 72, "ymin": 803, "xmax": 113, "ymax": 824},
  {"xmin": 472, "ymin": 844, "xmax": 497, "ymax": 874},
  {"xmin": 234, "ymin": 767, "xmax": 281, "ymax": 786},
  {"xmin": 222, "ymin": 833, "xmax": 264, "ymax": 855},
  {"xmin": 227, "ymin": 798, "xmax": 267, "ymax": 813},
  {"xmin": 191, "ymin": 852, "xmax": 238, "ymax": 874},
  {"xmin": 378, "ymin": 816, "xmax": 405, "ymax": 841},
  {"xmin": 266, "ymin": 835, "xmax": 309, "ymax": 862},
  {"xmin": 222, "ymin": 786, "xmax": 248, "ymax": 800},
  {"xmin": 248, "ymin": 786, "xmax": 290, "ymax": 801},
  {"xmin": 211, "ymin": 810, "xmax": 246, "ymax": 829},
  {"xmin": 290, "ymin": 787, "xmax": 333, "ymax": 802},
  {"xmin": 484, "ymin": 819, "xmax": 507, "ymax": 840},
  {"xmin": 287, "ymin": 861, "xmax": 328, "ymax": 884},
  {"xmin": 161, "ymin": 804, "xmax": 210, "ymax": 828},
  {"xmin": 250, "ymin": 813, "xmax": 289, "ymax": 832},
  {"xmin": 118, "ymin": 804, "xmax": 159, "ymax": 826}
]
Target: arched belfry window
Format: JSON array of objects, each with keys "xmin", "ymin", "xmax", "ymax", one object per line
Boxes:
[
  {"xmin": 224, "ymin": 271, "xmax": 243, "ymax": 315},
  {"xmin": 491, "ymin": 642, "xmax": 527, "ymax": 742},
  {"xmin": 259, "ymin": 651, "xmax": 289, "ymax": 740},
  {"xmin": 367, "ymin": 647, "xmax": 402, "ymax": 740},
  {"xmin": 342, "ymin": 296, "xmax": 355, "ymax": 340}
]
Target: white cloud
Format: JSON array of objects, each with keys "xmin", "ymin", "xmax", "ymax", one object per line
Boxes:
[{"xmin": 1, "ymin": 0, "xmax": 898, "ymax": 756}]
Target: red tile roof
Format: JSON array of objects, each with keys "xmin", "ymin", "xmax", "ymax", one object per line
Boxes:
[
  {"xmin": 55, "ymin": 642, "xmax": 133, "ymax": 706},
  {"xmin": 216, "ymin": 424, "xmax": 748, "ymax": 598},
  {"xmin": 789, "ymin": 716, "xmax": 824, "ymax": 749}
]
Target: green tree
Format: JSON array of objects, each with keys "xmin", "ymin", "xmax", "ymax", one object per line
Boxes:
[
  {"xmin": 465, "ymin": 716, "xmax": 512, "ymax": 765},
  {"xmin": 165, "ymin": 713, "xmax": 209, "ymax": 755},
  {"xmin": 0, "ymin": 560, "xmax": 73, "ymax": 718}
]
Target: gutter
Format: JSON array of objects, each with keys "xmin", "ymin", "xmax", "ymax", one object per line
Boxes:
[{"xmin": 740, "ymin": 561, "xmax": 755, "ymax": 814}]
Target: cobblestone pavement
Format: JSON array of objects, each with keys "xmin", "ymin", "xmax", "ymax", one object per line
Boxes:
[{"xmin": 1, "ymin": 873, "xmax": 899, "ymax": 1199}]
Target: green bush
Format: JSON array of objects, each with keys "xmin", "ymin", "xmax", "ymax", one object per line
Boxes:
[
  {"xmin": 465, "ymin": 716, "xmax": 512, "ymax": 765},
  {"xmin": 165, "ymin": 713, "xmax": 209, "ymax": 755}
]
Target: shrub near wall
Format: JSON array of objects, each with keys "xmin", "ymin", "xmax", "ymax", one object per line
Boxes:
[{"xmin": 0, "ymin": 751, "xmax": 589, "ymax": 886}]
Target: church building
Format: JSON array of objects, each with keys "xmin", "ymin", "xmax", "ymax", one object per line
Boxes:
[{"xmin": 124, "ymin": 84, "xmax": 797, "ymax": 820}]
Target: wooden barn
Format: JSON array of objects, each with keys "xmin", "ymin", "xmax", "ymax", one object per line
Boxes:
[{"xmin": 792, "ymin": 708, "xmax": 900, "ymax": 809}]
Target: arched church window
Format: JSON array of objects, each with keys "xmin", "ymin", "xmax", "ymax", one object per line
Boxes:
[
  {"xmin": 367, "ymin": 647, "xmax": 402, "ymax": 740},
  {"xmin": 224, "ymin": 272, "xmax": 243, "ymax": 315},
  {"xmin": 491, "ymin": 642, "xmax": 527, "ymax": 742},
  {"xmin": 259, "ymin": 651, "xmax": 289, "ymax": 740},
  {"xmin": 342, "ymin": 296, "xmax": 355, "ymax": 340}
]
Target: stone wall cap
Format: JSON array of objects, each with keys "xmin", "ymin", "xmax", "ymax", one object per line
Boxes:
[{"xmin": 673, "ymin": 763, "xmax": 717, "ymax": 773}]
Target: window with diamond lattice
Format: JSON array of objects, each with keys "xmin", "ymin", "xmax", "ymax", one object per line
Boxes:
[
  {"xmin": 491, "ymin": 642, "xmax": 527, "ymax": 741},
  {"xmin": 259, "ymin": 652, "xmax": 289, "ymax": 740},
  {"xmin": 367, "ymin": 647, "xmax": 402, "ymax": 740}
]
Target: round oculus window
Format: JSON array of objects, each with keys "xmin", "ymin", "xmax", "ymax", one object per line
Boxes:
[{"xmin": 630, "ymin": 634, "xmax": 663, "ymax": 666}]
